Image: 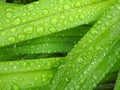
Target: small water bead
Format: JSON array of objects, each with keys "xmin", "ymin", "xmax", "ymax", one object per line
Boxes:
[
  {"xmin": 106, "ymin": 15, "xmax": 112, "ymax": 19},
  {"xmin": 9, "ymin": 62, "xmax": 13, "ymax": 66},
  {"xmin": 49, "ymin": 27, "xmax": 56, "ymax": 33},
  {"xmin": 74, "ymin": 2, "xmax": 81, "ymax": 7},
  {"xmin": 5, "ymin": 19, "xmax": 11, "ymax": 23},
  {"xmin": 42, "ymin": 77, "xmax": 47, "ymax": 82},
  {"xmin": 22, "ymin": 62, "xmax": 27, "ymax": 67},
  {"xmin": 69, "ymin": 87, "xmax": 75, "ymax": 90},
  {"xmin": 10, "ymin": 28, "xmax": 16, "ymax": 33},
  {"xmin": 6, "ymin": 12, "xmax": 12, "ymax": 18},
  {"xmin": 6, "ymin": 8, "xmax": 12, "ymax": 12},
  {"xmin": 13, "ymin": 18, "xmax": 21, "ymax": 25},
  {"xmin": 57, "ymin": 7, "xmax": 63, "ymax": 12},
  {"xmin": 68, "ymin": 16, "xmax": 74, "ymax": 22},
  {"xmin": 79, "ymin": 14, "xmax": 85, "ymax": 20},
  {"xmin": 60, "ymin": 15, "xmax": 65, "ymax": 19},
  {"xmin": 1, "ymin": 43, "xmax": 5, "ymax": 47},
  {"xmin": 18, "ymin": 34, "xmax": 26, "ymax": 41},
  {"xmin": 8, "ymin": 37, "xmax": 16, "ymax": 43},
  {"xmin": 1, "ymin": 31, "xmax": 6, "ymax": 36},
  {"xmin": 23, "ymin": 26, "xmax": 34, "ymax": 34},
  {"xmin": 51, "ymin": 18, "xmax": 57, "ymax": 24},
  {"xmin": 116, "ymin": 5, "xmax": 120, "ymax": 10},
  {"xmin": 27, "ymin": 5, "xmax": 34, "ymax": 11},
  {"xmin": 36, "ymin": 27, "xmax": 44, "ymax": 35},
  {"xmin": 42, "ymin": 9, "xmax": 49, "ymax": 15},
  {"xmin": 4, "ymin": 67, "xmax": 8, "ymax": 70},
  {"xmin": 64, "ymin": 5, "xmax": 70, "ymax": 10}
]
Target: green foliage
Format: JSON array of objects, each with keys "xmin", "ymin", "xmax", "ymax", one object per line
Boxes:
[{"xmin": 0, "ymin": 0, "xmax": 119, "ymax": 90}]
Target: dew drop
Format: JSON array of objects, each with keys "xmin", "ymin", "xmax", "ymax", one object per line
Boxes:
[
  {"xmin": 18, "ymin": 34, "xmax": 25, "ymax": 41},
  {"xmin": 105, "ymin": 22, "xmax": 110, "ymax": 26},
  {"xmin": 69, "ymin": 87, "xmax": 75, "ymax": 90},
  {"xmin": 42, "ymin": 78, "xmax": 47, "ymax": 82},
  {"xmin": 1, "ymin": 31, "xmax": 6, "ymax": 36},
  {"xmin": 1, "ymin": 43, "xmax": 5, "ymax": 46},
  {"xmin": 117, "ymin": 5, "xmax": 120, "ymax": 10},
  {"xmin": 9, "ymin": 62, "xmax": 13, "ymax": 66},
  {"xmin": 60, "ymin": 15, "xmax": 65, "ymax": 19},
  {"xmin": 4, "ymin": 67, "xmax": 8, "ymax": 70},
  {"xmin": 106, "ymin": 15, "xmax": 112, "ymax": 19},
  {"xmin": 23, "ymin": 26, "xmax": 34, "ymax": 34},
  {"xmin": 19, "ymin": 77, "xmax": 24, "ymax": 81},
  {"xmin": 63, "ymin": 21, "xmax": 67, "ymax": 25},
  {"xmin": 6, "ymin": 12, "xmax": 12, "ymax": 18},
  {"xmin": 27, "ymin": 5, "xmax": 33, "ymax": 10},
  {"xmin": 75, "ymin": 84, "xmax": 80, "ymax": 89},
  {"xmin": 10, "ymin": 28, "xmax": 16, "ymax": 33},
  {"xmin": 5, "ymin": 19, "xmax": 11, "ymax": 23},
  {"xmin": 13, "ymin": 18, "xmax": 21, "ymax": 25},
  {"xmin": 75, "ymin": 2, "xmax": 81, "ymax": 7},
  {"xmin": 51, "ymin": 19, "xmax": 57, "ymax": 24},
  {"xmin": 64, "ymin": 5, "xmax": 70, "ymax": 10},
  {"xmin": 42, "ymin": 9, "xmax": 49, "ymax": 15},
  {"xmin": 37, "ymin": 27, "xmax": 44, "ymax": 35},
  {"xmin": 22, "ymin": 62, "xmax": 27, "ymax": 66},
  {"xmin": 12, "ymin": 83, "xmax": 19, "ymax": 90},
  {"xmin": 69, "ymin": 16, "xmax": 74, "ymax": 22},
  {"xmin": 79, "ymin": 14, "xmax": 85, "ymax": 19},
  {"xmin": 8, "ymin": 37, "xmax": 16, "ymax": 43},
  {"xmin": 6, "ymin": 8, "xmax": 12, "ymax": 12},
  {"xmin": 49, "ymin": 27, "xmax": 56, "ymax": 32},
  {"xmin": 0, "ymin": 23, "xmax": 3, "ymax": 30}
]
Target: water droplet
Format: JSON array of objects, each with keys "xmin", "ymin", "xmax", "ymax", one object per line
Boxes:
[
  {"xmin": 1, "ymin": 43, "xmax": 5, "ymax": 46},
  {"xmin": 27, "ymin": 5, "xmax": 33, "ymax": 10},
  {"xmin": 14, "ymin": 66, "xmax": 17, "ymax": 69},
  {"xmin": 63, "ymin": 21, "xmax": 67, "ymax": 25},
  {"xmin": 49, "ymin": 27, "xmax": 56, "ymax": 32},
  {"xmin": 0, "ymin": 23, "xmax": 3, "ymax": 30},
  {"xmin": 42, "ymin": 9, "xmax": 49, "ymax": 15},
  {"xmin": 19, "ymin": 77, "xmax": 24, "ymax": 81},
  {"xmin": 38, "ymin": 65, "xmax": 41, "ymax": 68},
  {"xmin": 69, "ymin": 16, "xmax": 74, "ymax": 22},
  {"xmin": 105, "ymin": 22, "xmax": 110, "ymax": 26},
  {"xmin": 106, "ymin": 15, "xmax": 112, "ymax": 19},
  {"xmin": 4, "ymin": 67, "xmax": 8, "ymax": 70},
  {"xmin": 75, "ymin": 84, "xmax": 80, "ymax": 89},
  {"xmin": 13, "ymin": 44, "xmax": 16, "ymax": 48},
  {"xmin": 23, "ymin": 62, "xmax": 27, "ymax": 66},
  {"xmin": 8, "ymin": 37, "xmax": 16, "ymax": 43},
  {"xmin": 10, "ymin": 28, "xmax": 16, "ymax": 33},
  {"xmin": 79, "ymin": 14, "xmax": 85, "ymax": 19},
  {"xmin": 60, "ymin": 15, "xmax": 65, "ymax": 19},
  {"xmin": 75, "ymin": 2, "xmax": 81, "ymax": 7},
  {"xmin": 5, "ymin": 19, "xmax": 11, "ymax": 23},
  {"xmin": 9, "ymin": 62, "xmax": 13, "ymax": 66},
  {"xmin": 65, "ymin": 77, "xmax": 69, "ymax": 82},
  {"xmin": 37, "ymin": 27, "xmax": 44, "ymax": 35},
  {"xmin": 13, "ymin": 18, "xmax": 21, "ymax": 25},
  {"xmin": 6, "ymin": 12, "xmax": 12, "ymax": 18},
  {"xmin": 69, "ymin": 87, "xmax": 75, "ymax": 90},
  {"xmin": 6, "ymin": 8, "xmax": 12, "ymax": 12},
  {"xmin": 42, "ymin": 78, "xmax": 47, "ymax": 82},
  {"xmin": 1, "ymin": 31, "xmax": 6, "ymax": 36},
  {"xmin": 88, "ymin": 39, "xmax": 92, "ymax": 43},
  {"xmin": 23, "ymin": 26, "xmax": 34, "ymax": 34},
  {"xmin": 11, "ymin": 83, "xmax": 19, "ymax": 90},
  {"xmin": 51, "ymin": 19, "xmax": 57, "ymax": 24},
  {"xmin": 18, "ymin": 34, "xmax": 25, "ymax": 41},
  {"xmin": 64, "ymin": 5, "xmax": 70, "ymax": 10},
  {"xmin": 117, "ymin": 5, "xmax": 120, "ymax": 10}
]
